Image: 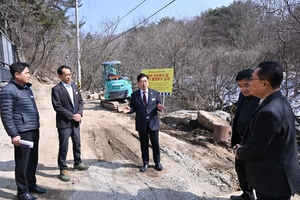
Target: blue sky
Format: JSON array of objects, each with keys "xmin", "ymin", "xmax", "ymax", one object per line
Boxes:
[{"xmin": 79, "ymin": 0, "xmax": 235, "ymax": 33}]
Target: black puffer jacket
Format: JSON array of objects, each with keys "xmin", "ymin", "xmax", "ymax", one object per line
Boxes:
[{"xmin": 0, "ymin": 79, "xmax": 40, "ymax": 138}]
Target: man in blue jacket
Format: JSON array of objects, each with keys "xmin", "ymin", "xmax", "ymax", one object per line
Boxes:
[
  {"xmin": 235, "ymin": 61, "xmax": 300, "ymax": 200},
  {"xmin": 0, "ymin": 62, "xmax": 46, "ymax": 200},
  {"xmin": 123, "ymin": 73, "xmax": 165, "ymax": 172}
]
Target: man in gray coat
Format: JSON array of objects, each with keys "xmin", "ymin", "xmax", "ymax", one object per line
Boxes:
[
  {"xmin": 0, "ymin": 62, "xmax": 46, "ymax": 200},
  {"xmin": 235, "ymin": 61, "xmax": 300, "ymax": 200},
  {"xmin": 123, "ymin": 73, "xmax": 165, "ymax": 172}
]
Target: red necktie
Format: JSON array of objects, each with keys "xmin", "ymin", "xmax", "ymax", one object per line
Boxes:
[{"xmin": 143, "ymin": 92, "xmax": 147, "ymax": 106}]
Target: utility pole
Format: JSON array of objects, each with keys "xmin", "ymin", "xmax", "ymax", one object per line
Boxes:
[{"xmin": 75, "ymin": 0, "xmax": 81, "ymax": 90}]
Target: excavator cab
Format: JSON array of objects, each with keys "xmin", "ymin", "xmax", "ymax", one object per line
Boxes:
[
  {"xmin": 105, "ymin": 64, "xmax": 118, "ymax": 80},
  {"xmin": 101, "ymin": 60, "xmax": 132, "ymax": 102}
]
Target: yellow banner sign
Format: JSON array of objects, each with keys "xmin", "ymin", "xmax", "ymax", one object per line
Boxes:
[{"xmin": 142, "ymin": 68, "xmax": 174, "ymax": 95}]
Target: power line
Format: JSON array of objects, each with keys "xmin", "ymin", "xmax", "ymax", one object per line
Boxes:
[
  {"xmin": 89, "ymin": 0, "xmax": 176, "ymax": 51},
  {"xmin": 108, "ymin": 0, "xmax": 175, "ymax": 43},
  {"xmin": 104, "ymin": 0, "xmax": 147, "ymax": 32}
]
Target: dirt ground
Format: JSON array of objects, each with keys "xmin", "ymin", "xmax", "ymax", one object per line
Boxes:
[{"xmin": 0, "ymin": 80, "xmax": 299, "ymax": 200}]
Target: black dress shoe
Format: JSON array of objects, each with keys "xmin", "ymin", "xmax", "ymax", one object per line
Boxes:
[
  {"xmin": 28, "ymin": 185, "xmax": 47, "ymax": 194},
  {"xmin": 230, "ymin": 194, "xmax": 255, "ymax": 200},
  {"xmin": 230, "ymin": 195, "xmax": 247, "ymax": 200},
  {"xmin": 18, "ymin": 193, "xmax": 37, "ymax": 200},
  {"xmin": 155, "ymin": 163, "xmax": 163, "ymax": 171},
  {"xmin": 140, "ymin": 164, "xmax": 148, "ymax": 172}
]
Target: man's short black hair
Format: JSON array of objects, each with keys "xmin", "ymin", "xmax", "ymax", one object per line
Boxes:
[
  {"xmin": 236, "ymin": 69, "xmax": 253, "ymax": 82},
  {"xmin": 256, "ymin": 61, "xmax": 283, "ymax": 89},
  {"xmin": 137, "ymin": 73, "xmax": 149, "ymax": 82},
  {"xmin": 9, "ymin": 62, "xmax": 30, "ymax": 78},
  {"xmin": 57, "ymin": 65, "xmax": 72, "ymax": 75}
]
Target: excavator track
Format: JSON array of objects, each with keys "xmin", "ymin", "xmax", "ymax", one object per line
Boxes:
[{"xmin": 99, "ymin": 92, "xmax": 129, "ymax": 112}]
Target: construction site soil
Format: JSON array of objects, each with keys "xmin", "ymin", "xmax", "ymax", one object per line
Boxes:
[{"xmin": 0, "ymin": 79, "xmax": 299, "ymax": 200}]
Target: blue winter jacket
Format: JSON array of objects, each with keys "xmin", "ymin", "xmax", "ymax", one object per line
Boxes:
[{"xmin": 0, "ymin": 79, "xmax": 40, "ymax": 138}]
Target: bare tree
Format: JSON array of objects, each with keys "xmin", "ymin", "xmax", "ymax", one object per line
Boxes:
[{"xmin": 0, "ymin": 0, "xmax": 77, "ymax": 79}]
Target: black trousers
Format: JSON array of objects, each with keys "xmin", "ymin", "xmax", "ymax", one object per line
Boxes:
[
  {"xmin": 57, "ymin": 122, "xmax": 82, "ymax": 169},
  {"xmin": 138, "ymin": 124, "xmax": 160, "ymax": 165},
  {"xmin": 256, "ymin": 191, "xmax": 290, "ymax": 200},
  {"xmin": 235, "ymin": 157, "xmax": 254, "ymax": 199},
  {"xmin": 15, "ymin": 129, "xmax": 39, "ymax": 195}
]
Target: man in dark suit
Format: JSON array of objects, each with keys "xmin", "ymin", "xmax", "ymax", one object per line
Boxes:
[
  {"xmin": 235, "ymin": 61, "xmax": 300, "ymax": 200},
  {"xmin": 230, "ymin": 69, "xmax": 259, "ymax": 200},
  {"xmin": 123, "ymin": 73, "xmax": 165, "ymax": 172},
  {"xmin": 51, "ymin": 65, "xmax": 89, "ymax": 182}
]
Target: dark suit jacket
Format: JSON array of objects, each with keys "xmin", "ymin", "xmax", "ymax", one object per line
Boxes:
[
  {"xmin": 231, "ymin": 93, "xmax": 259, "ymax": 147},
  {"xmin": 51, "ymin": 82, "xmax": 84, "ymax": 129},
  {"xmin": 128, "ymin": 88, "xmax": 161, "ymax": 132},
  {"xmin": 237, "ymin": 90, "xmax": 300, "ymax": 197}
]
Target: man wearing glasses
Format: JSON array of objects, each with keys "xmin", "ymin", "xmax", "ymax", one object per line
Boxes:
[{"xmin": 234, "ymin": 61, "xmax": 300, "ymax": 200}]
